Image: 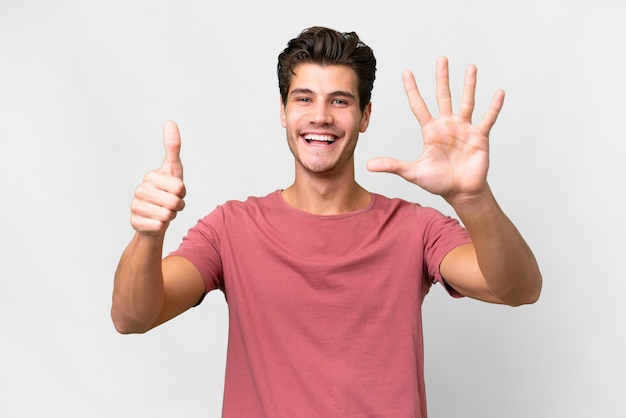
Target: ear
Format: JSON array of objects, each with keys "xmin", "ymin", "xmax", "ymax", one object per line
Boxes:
[
  {"xmin": 280, "ymin": 96, "xmax": 287, "ymax": 128},
  {"xmin": 359, "ymin": 101, "xmax": 372, "ymax": 133}
]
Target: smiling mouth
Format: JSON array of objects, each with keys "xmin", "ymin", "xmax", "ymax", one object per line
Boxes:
[{"xmin": 303, "ymin": 133, "xmax": 337, "ymax": 145}]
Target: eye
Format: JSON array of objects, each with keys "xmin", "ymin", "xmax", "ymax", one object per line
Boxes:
[
  {"xmin": 295, "ymin": 97, "xmax": 312, "ymax": 103},
  {"xmin": 331, "ymin": 98, "xmax": 350, "ymax": 106}
]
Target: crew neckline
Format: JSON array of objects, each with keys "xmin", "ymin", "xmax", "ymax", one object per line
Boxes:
[{"xmin": 275, "ymin": 189, "xmax": 377, "ymax": 220}]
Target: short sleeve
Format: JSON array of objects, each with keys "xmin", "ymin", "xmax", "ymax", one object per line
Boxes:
[
  {"xmin": 169, "ymin": 208, "xmax": 225, "ymax": 296},
  {"xmin": 418, "ymin": 206, "xmax": 472, "ymax": 298}
]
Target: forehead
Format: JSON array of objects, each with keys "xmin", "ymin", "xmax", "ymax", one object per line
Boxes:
[{"xmin": 288, "ymin": 63, "xmax": 359, "ymax": 95}]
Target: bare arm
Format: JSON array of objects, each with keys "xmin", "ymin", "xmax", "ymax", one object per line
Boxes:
[
  {"xmin": 440, "ymin": 189, "xmax": 541, "ymax": 306},
  {"xmin": 111, "ymin": 121, "xmax": 205, "ymax": 334},
  {"xmin": 367, "ymin": 57, "xmax": 541, "ymax": 306}
]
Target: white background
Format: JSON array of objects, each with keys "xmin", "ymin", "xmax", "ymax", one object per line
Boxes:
[{"xmin": 1, "ymin": 1, "xmax": 624, "ymax": 417}]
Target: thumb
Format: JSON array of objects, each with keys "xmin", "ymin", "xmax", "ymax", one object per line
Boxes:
[
  {"xmin": 161, "ymin": 120, "xmax": 184, "ymax": 180},
  {"xmin": 366, "ymin": 157, "xmax": 408, "ymax": 176},
  {"xmin": 367, "ymin": 157, "xmax": 420, "ymax": 184}
]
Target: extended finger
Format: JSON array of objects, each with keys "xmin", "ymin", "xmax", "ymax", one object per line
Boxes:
[
  {"xmin": 366, "ymin": 157, "xmax": 415, "ymax": 181},
  {"xmin": 478, "ymin": 89, "xmax": 505, "ymax": 135},
  {"xmin": 402, "ymin": 70, "xmax": 432, "ymax": 126},
  {"xmin": 458, "ymin": 64, "xmax": 477, "ymax": 122},
  {"xmin": 161, "ymin": 120, "xmax": 184, "ymax": 180},
  {"xmin": 435, "ymin": 56, "xmax": 453, "ymax": 116}
]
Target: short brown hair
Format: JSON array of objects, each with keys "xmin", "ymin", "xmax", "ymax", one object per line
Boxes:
[{"xmin": 277, "ymin": 26, "xmax": 376, "ymax": 112}]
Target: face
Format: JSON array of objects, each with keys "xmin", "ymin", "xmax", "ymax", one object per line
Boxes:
[{"xmin": 280, "ymin": 63, "xmax": 371, "ymax": 177}]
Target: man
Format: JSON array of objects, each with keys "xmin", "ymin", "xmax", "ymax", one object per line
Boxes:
[{"xmin": 112, "ymin": 26, "xmax": 542, "ymax": 417}]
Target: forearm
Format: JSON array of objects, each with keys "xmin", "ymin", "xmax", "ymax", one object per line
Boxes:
[
  {"xmin": 111, "ymin": 233, "xmax": 166, "ymax": 334},
  {"xmin": 448, "ymin": 186, "xmax": 542, "ymax": 305}
]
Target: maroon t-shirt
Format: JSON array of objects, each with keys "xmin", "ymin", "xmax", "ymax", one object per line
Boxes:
[{"xmin": 171, "ymin": 190, "xmax": 471, "ymax": 417}]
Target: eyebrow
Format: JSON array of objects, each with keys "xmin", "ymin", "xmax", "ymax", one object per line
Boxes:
[{"xmin": 289, "ymin": 88, "xmax": 357, "ymax": 100}]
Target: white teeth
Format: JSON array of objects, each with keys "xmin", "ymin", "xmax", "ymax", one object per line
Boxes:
[{"xmin": 304, "ymin": 134, "xmax": 335, "ymax": 142}]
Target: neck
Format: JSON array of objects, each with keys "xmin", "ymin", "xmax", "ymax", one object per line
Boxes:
[{"xmin": 282, "ymin": 170, "xmax": 371, "ymax": 215}]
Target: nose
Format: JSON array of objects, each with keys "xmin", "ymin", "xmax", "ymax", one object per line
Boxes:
[{"xmin": 309, "ymin": 101, "xmax": 333, "ymax": 125}]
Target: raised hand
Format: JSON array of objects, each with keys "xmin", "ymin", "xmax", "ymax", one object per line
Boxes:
[
  {"xmin": 130, "ymin": 121, "xmax": 186, "ymax": 235},
  {"xmin": 367, "ymin": 57, "xmax": 505, "ymax": 205}
]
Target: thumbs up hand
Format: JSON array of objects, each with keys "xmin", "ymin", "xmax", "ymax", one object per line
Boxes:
[{"xmin": 130, "ymin": 121, "xmax": 187, "ymax": 236}]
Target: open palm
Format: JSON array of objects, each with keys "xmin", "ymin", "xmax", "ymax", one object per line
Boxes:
[{"xmin": 367, "ymin": 57, "xmax": 505, "ymax": 203}]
